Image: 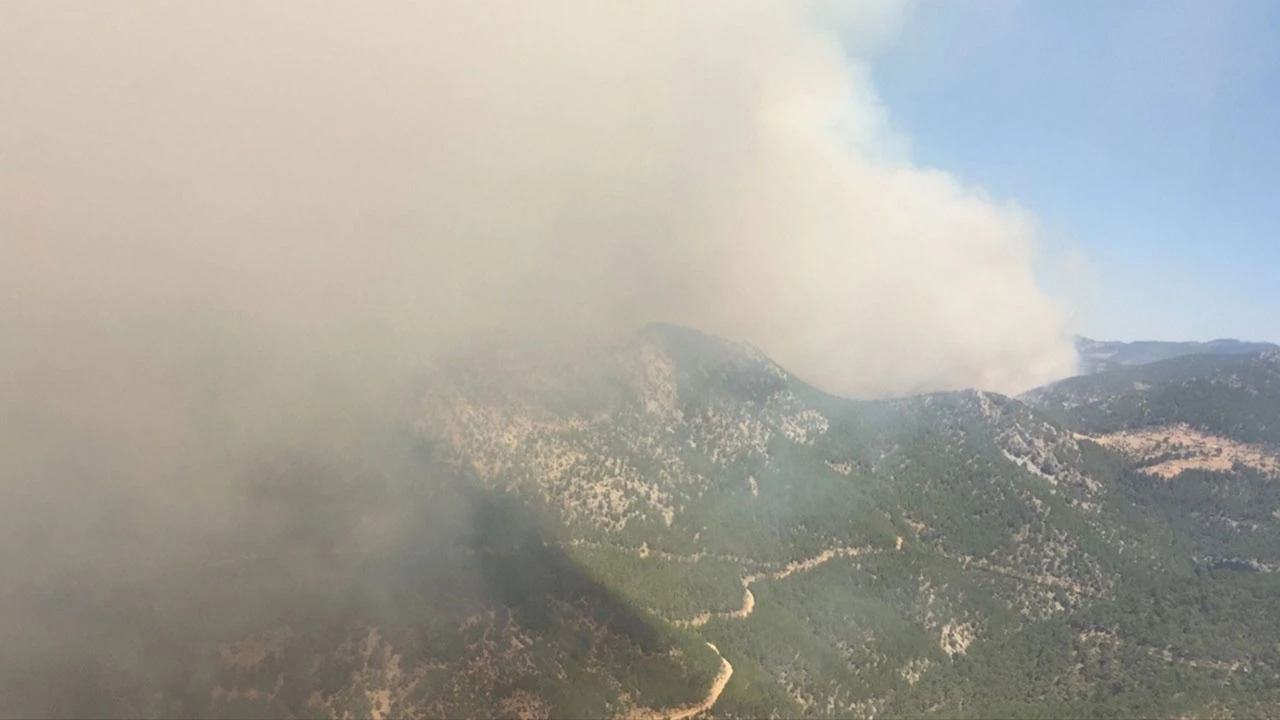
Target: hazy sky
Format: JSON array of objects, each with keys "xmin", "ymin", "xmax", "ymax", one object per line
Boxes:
[{"xmin": 869, "ymin": 0, "xmax": 1280, "ymax": 343}]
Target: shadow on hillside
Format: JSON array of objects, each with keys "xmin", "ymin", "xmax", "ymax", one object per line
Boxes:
[
  {"xmin": 465, "ymin": 489, "xmax": 661, "ymax": 652},
  {"xmin": 0, "ymin": 442, "xmax": 665, "ymax": 719}
]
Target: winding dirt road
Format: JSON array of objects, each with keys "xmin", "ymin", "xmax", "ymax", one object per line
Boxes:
[
  {"xmin": 628, "ymin": 543, "xmax": 888, "ymax": 719},
  {"xmin": 673, "ymin": 545, "xmax": 879, "ymax": 629},
  {"xmin": 630, "ymin": 642, "xmax": 733, "ymax": 720}
]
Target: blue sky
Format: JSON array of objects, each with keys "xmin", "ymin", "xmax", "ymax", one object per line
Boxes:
[{"xmin": 867, "ymin": 0, "xmax": 1280, "ymax": 342}]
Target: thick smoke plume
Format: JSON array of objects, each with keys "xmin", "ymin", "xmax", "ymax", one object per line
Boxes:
[
  {"xmin": 2, "ymin": 1, "xmax": 1077, "ymax": 399},
  {"xmin": 0, "ymin": 3, "xmax": 1079, "ymax": 713}
]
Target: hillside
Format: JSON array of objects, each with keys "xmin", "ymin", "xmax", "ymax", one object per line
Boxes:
[
  {"xmin": 1022, "ymin": 348, "xmax": 1280, "ymax": 606},
  {"xmin": 16, "ymin": 326, "xmax": 1280, "ymax": 718},
  {"xmin": 315, "ymin": 326, "xmax": 1280, "ymax": 717},
  {"xmin": 1024, "ymin": 350, "xmax": 1280, "ymax": 446}
]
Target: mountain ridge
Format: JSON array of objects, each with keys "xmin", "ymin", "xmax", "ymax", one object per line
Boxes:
[
  {"xmin": 13, "ymin": 324, "xmax": 1280, "ymax": 719},
  {"xmin": 396, "ymin": 325, "xmax": 1280, "ymax": 718},
  {"xmin": 1074, "ymin": 336, "xmax": 1278, "ymax": 375}
]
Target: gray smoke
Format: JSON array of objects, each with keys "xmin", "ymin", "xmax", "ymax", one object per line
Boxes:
[
  {"xmin": 0, "ymin": 2, "xmax": 1081, "ymax": 714},
  {"xmin": 2, "ymin": 1, "xmax": 1077, "ymax": 399}
]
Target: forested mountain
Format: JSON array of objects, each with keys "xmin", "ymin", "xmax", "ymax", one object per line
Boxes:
[
  {"xmin": 17, "ymin": 326, "xmax": 1280, "ymax": 719},
  {"xmin": 1026, "ymin": 349, "xmax": 1280, "ymax": 445}
]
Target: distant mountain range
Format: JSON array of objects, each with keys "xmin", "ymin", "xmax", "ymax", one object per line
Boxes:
[{"xmin": 1075, "ymin": 336, "xmax": 1278, "ymax": 374}]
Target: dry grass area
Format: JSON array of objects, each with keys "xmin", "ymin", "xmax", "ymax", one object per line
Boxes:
[
  {"xmin": 1084, "ymin": 424, "xmax": 1280, "ymax": 479},
  {"xmin": 939, "ymin": 621, "xmax": 975, "ymax": 657},
  {"xmin": 498, "ymin": 690, "xmax": 550, "ymax": 720}
]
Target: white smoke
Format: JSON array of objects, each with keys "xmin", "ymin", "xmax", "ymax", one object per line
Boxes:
[{"xmin": 0, "ymin": 0, "xmax": 1078, "ymax": 397}]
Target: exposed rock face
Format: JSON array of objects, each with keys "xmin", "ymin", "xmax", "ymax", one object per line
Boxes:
[{"xmin": 413, "ymin": 328, "xmax": 835, "ymax": 536}]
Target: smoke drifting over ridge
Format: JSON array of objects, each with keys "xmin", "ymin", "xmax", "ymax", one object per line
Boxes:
[
  {"xmin": 0, "ymin": 3, "xmax": 1085, "ymax": 714},
  {"xmin": 2, "ymin": 1, "xmax": 1077, "ymax": 399}
]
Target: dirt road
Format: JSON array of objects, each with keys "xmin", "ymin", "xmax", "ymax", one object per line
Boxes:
[{"xmin": 630, "ymin": 543, "xmax": 887, "ymax": 718}]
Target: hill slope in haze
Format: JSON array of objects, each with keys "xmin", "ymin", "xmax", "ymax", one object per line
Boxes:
[
  {"xmin": 405, "ymin": 325, "xmax": 1280, "ymax": 719},
  {"xmin": 1025, "ymin": 349, "xmax": 1280, "ymax": 446},
  {"xmin": 11, "ymin": 326, "xmax": 1280, "ymax": 719}
]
